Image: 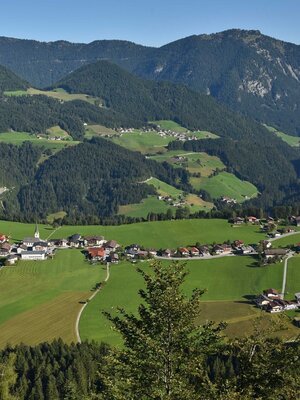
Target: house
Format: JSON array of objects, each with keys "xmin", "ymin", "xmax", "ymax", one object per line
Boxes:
[
  {"xmin": 292, "ymin": 216, "xmax": 300, "ymax": 227},
  {"xmin": 295, "ymin": 293, "xmax": 300, "ymax": 303},
  {"xmin": 23, "ymin": 237, "xmax": 42, "ymax": 247},
  {"xmin": 87, "ymin": 247, "xmax": 106, "ymax": 261},
  {"xmin": 32, "ymin": 241, "xmax": 48, "ymax": 251},
  {"xmin": 162, "ymin": 249, "xmax": 172, "ymax": 257},
  {"xmin": 240, "ymin": 245, "xmax": 254, "ymax": 255},
  {"xmin": 104, "ymin": 240, "xmax": 120, "ymax": 252},
  {"xmin": 233, "ymin": 240, "xmax": 244, "ymax": 249},
  {"xmin": 177, "ymin": 247, "xmax": 189, "ymax": 257},
  {"xmin": 58, "ymin": 239, "xmax": 69, "ymax": 247},
  {"xmin": 20, "ymin": 251, "xmax": 47, "ymax": 261},
  {"xmin": 147, "ymin": 249, "xmax": 157, "ymax": 257},
  {"xmin": 189, "ymin": 247, "xmax": 200, "ymax": 257},
  {"xmin": 0, "ymin": 234, "xmax": 7, "ymax": 244},
  {"xmin": 68, "ymin": 234, "xmax": 82, "ymax": 247},
  {"xmin": 263, "ymin": 288, "xmax": 280, "ymax": 299},
  {"xmin": 213, "ymin": 244, "xmax": 232, "ymax": 255},
  {"xmin": 137, "ymin": 250, "xmax": 149, "ymax": 259},
  {"xmin": 293, "ymin": 317, "xmax": 300, "ymax": 328},
  {"xmin": 246, "ymin": 216, "xmax": 259, "ymax": 224},
  {"xmin": 198, "ymin": 245, "xmax": 210, "ymax": 256},
  {"xmin": 0, "ymin": 243, "xmax": 11, "ymax": 257},
  {"xmin": 266, "ymin": 301, "xmax": 283, "ymax": 313},
  {"xmin": 260, "ymin": 240, "xmax": 272, "ymax": 250},
  {"xmin": 84, "ymin": 236, "xmax": 105, "ymax": 247},
  {"xmin": 264, "ymin": 249, "xmax": 288, "ymax": 259},
  {"xmin": 269, "ymin": 231, "xmax": 281, "ymax": 238},
  {"xmin": 230, "ymin": 217, "xmax": 244, "ymax": 225}
]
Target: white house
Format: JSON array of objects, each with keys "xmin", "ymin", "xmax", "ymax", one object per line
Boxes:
[{"xmin": 20, "ymin": 251, "xmax": 47, "ymax": 261}]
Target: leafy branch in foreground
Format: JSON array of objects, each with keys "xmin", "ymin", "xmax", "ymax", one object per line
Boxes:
[{"xmin": 100, "ymin": 261, "xmax": 225, "ymax": 400}]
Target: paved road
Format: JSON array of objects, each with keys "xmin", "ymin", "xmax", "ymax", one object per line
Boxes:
[
  {"xmin": 75, "ymin": 263, "xmax": 110, "ymax": 343},
  {"xmin": 155, "ymin": 253, "xmax": 236, "ymax": 261},
  {"xmin": 269, "ymin": 230, "xmax": 300, "ymax": 242},
  {"xmin": 281, "ymin": 253, "xmax": 294, "ymax": 297}
]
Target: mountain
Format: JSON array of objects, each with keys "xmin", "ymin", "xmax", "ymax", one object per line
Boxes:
[
  {"xmin": 0, "ymin": 30, "xmax": 299, "ymax": 135},
  {"xmin": 1, "ymin": 60, "xmax": 299, "ymax": 210},
  {"xmin": 0, "ymin": 64, "xmax": 28, "ymax": 93}
]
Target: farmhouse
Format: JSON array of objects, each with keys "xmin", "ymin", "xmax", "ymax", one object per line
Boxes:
[
  {"xmin": 264, "ymin": 249, "xmax": 288, "ymax": 259},
  {"xmin": 0, "ymin": 243, "xmax": 11, "ymax": 257},
  {"xmin": 6, "ymin": 254, "xmax": 18, "ymax": 265},
  {"xmin": 84, "ymin": 236, "xmax": 105, "ymax": 246},
  {"xmin": 104, "ymin": 240, "xmax": 120, "ymax": 252},
  {"xmin": 87, "ymin": 247, "xmax": 106, "ymax": 261},
  {"xmin": 68, "ymin": 234, "xmax": 82, "ymax": 247}
]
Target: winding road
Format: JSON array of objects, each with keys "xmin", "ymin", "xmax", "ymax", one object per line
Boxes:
[{"xmin": 75, "ymin": 263, "xmax": 110, "ymax": 343}]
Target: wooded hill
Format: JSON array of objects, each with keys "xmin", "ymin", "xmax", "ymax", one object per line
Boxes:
[
  {"xmin": 0, "ymin": 64, "xmax": 28, "ymax": 93},
  {"xmin": 0, "ymin": 138, "xmax": 189, "ymax": 223},
  {"xmin": 0, "ymin": 30, "xmax": 300, "ymax": 135}
]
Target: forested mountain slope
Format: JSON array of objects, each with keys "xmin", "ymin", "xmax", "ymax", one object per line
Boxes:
[
  {"xmin": 0, "ymin": 30, "xmax": 299, "ymax": 134},
  {"xmin": 0, "ymin": 64, "xmax": 28, "ymax": 93},
  {"xmin": 0, "ymin": 138, "xmax": 189, "ymax": 223}
]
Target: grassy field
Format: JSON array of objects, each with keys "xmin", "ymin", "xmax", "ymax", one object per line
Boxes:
[
  {"xmin": 46, "ymin": 125, "xmax": 70, "ymax": 138},
  {"xmin": 264, "ymin": 125, "xmax": 300, "ymax": 147},
  {"xmin": 200, "ymin": 171, "xmax": 258, "ymax": 202},
  {"xmin": 150, "ymin": 151, "xmax": 225, "ymax": 191},
  {"xmin": 146, "ymin": 177, "xmax": 213, "ymax": 211},
  {"xmin": 0, "ymin": 131, "xmax": 79, "ymax": 151},
  {"xmin": 118, "ymin": 196, "xmax": 172, "ymax": 218},
  {"xmin": 111, "ymin": 130, "xmax": 174, "ymax": 154},
  {"xmin": 153, "ymin": 120, "xmax": 189, "ymax": 132},
  {"xmin": 4, "ymin": 87, "xmax": 100, "ymax": 105},
  {"xmin": 85, "ymin": 124, "xmax": 117, "ymax": 139},
  {"xmin": 0, "ymin": 250, "xmax": 106, "ymax": 347},
  {"xmin": 0, "ymin": 219, "xmax": 266, "ymax": 249},
  {"xmin": 80, "ymin": 257, "xmax": 299, "ymax": 345}
]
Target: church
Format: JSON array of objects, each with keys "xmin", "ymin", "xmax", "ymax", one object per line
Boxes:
[{"xmin": 20, "ymin": 224, "xmax": 49, "ymax": 261}]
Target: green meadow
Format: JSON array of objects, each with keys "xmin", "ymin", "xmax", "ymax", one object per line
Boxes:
[
  {"xmin": 200, "ymin": 171, "xmax": 258, "ymax": 202},
  {"xmin": 4, "ymin": 87, "xmax": 100, "ymax": 105},
  {"xmin": 80, "ymin": 256, "xmax": 297, "ymax": 346},
  {"xmin": 0, "ymin": 250, "xmax": 106, "ymax": 347},
  {"xmin": 111, "ymin": 130, "xmax": 174, "ymax": 154},
  {"xmin": 0, "ymin": 218, "xmax": 265, "ymax": 249},
  {"xmin": 0, "ymin": 131, "xmax": 79, "ymax": 151},
  {"xmin": 264, "ymin": 124, "xmax": 300, "ymax": 147}
]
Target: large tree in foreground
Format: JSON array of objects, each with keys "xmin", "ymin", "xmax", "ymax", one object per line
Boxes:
[{"xmin": 99, "ymin": 261, "xmax": 224, "ymax": 400}]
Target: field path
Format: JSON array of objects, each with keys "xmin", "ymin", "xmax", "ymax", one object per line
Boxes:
[
  {"xmin": 75, "ymin": 263, "xmax": 110, "ymax": 343},
  {"xmin": 46, "ymin": 226, "xmax": 61, "ymax": 240}
]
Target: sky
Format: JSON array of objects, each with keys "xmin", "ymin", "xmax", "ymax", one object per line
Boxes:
[{"xmin": 0, "ymin": 0, "xmax": 299, "ymax": 46}]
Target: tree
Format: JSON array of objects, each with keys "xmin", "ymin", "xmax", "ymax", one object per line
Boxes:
[
  {"xmin": 100, "ymin": 261, "xmax": 224, "ymax": 399},
  {"xmin": 0, "ymin": 353, "xmax": 17, "ymax": 400}
]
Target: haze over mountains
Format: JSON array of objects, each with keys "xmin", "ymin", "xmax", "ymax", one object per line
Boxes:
[{"xmin": 0, "ymin": 29, "xmax": 300, "ymax": 135}]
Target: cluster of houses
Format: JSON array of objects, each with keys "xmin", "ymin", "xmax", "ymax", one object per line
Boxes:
[
  {"xmin": 0, "ymin": 225, "xmax": 53, "ymax": 265},
  {"xmin": 159, "ymin": 240, "xmax": 255, "ymax": 258},
  {"xmin": 157, "ymin": 194, "xmax": 187, "ymax": 208},
  {"xmin": 256, "ymin": 289, "xmax": 300, "ymax": 313},
  {"xmin": 0, "ymin": 227, "xmax": 121, "ymax": 266}
]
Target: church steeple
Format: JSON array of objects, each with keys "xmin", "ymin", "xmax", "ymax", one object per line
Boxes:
[{"xmin": 34, "ymin": 222, "xmax": 40, "ymax": 239}]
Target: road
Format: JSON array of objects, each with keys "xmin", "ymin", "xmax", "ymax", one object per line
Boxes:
[
  {"xmin": 155, "ymin": 253, "xmax": 236, "ymax": 261},
  {"xmin": 75, "ymin": 263, "xmax": 110, "ymax": 343},
  {"xmin": 281, "ymin": 253, "xmax": 294, "ymax": 298}
]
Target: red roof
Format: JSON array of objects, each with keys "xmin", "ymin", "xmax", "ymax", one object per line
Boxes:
[
  {"xmin": 88, "ymin": 247, "xmax": 105, "ymax": 258},
  {"xmin": 0, "ymin": 234, "xmax": 6, "ymax": 241}
]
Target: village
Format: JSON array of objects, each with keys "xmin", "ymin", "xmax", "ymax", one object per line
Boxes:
[{"xmin": 1, "ymin": 215, "xmax": 300, "ymax": 318}]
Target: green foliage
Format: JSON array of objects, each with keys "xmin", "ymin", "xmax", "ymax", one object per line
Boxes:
[
  {"xmin": 100, "ymin": 261, "xmax": 223, "ymax": 399},
  {"xmin": 0, "ymin": 65, "xmax": 28, "ymax": 93},
  {"xmin": 0, "ymin": 353, "xmax": 17, "ymax": 400}
]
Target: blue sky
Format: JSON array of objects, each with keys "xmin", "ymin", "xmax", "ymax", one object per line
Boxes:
[{"xmin": 0, "ymin": 0, "xmax": 299, "ymax": 46}]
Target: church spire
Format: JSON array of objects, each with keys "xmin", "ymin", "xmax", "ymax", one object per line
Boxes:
[{"xmin": 34, "ymin": 222, "xmax": 40, "ymax": 239}]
